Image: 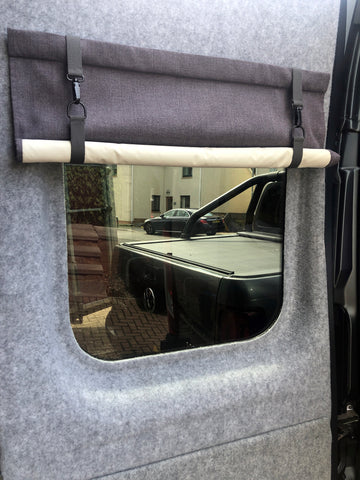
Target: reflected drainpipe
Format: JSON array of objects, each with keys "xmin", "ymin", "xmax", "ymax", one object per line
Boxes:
[
  {"xmin": 131, "ymin": 165, "xmax": 134, "ymax": 223},
  {"xmin": 199, "ymin": 167, "xmax": 202, "ymax": 207}
]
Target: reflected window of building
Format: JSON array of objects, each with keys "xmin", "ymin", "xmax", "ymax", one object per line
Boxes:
[
  {"xmin": 180, "ymin": 195, "xmax": 190, "ymax": 208},
  {"xmin": 152, "ymin": 195, "xmax": 160, "ymax": 212},
  {"xmin": 182, "ymin": 167, "xmax": 192, "ymax": 177}
]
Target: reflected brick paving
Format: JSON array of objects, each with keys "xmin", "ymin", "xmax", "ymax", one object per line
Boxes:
[
  {"xmin": 69, "ymin": 227, "xmax": 175, "ymax": 360},
  {"xmin": 69, "ymin": 227, "xmax": 170, "ymax": 360},
  {"xmin": 71, "ymin": 293, "xmax": 169, "ymax": 361}
]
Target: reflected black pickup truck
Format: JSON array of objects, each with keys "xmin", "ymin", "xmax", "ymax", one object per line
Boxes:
[{"xmin": 110, "ymin": 172, "xmax": 285, "ymax": 350}]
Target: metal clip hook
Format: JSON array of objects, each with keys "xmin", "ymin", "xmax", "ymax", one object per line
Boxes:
[
  {"xmin": 66, "ymin": 74, "xmax": 84, "ymax": 104},
  {"xmin": 293, "ymin": 105, "xmax": 303, "ymax": 128},
  {"xmin": 72, "ymin": 79, "xmax": 81, "ymax": 103}
]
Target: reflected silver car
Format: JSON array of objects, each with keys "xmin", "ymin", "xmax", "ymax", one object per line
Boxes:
[{"xmin": 143, "ymin": 208, "xmax": 224, "ymax": 236}]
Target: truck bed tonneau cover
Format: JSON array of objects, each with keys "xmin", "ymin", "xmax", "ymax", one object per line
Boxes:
[{"xmin": 121, "ymin": 233, "xmax": 282, "ymax": 277}]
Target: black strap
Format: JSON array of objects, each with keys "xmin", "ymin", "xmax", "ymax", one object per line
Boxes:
[
  {"xmin": 66, "ymin": 35, "xmax": 86, "ymax": 164},
  {"xmin": 69, "ymin": 113, "xmax": 86, "ymax": 165},
  {"xmin": 292, "ymin": 68, "xmax": 303, "ymax": 108},
  {"xmin": 66, "ymin": 36, "xmax": 83, "ymax": 79},
  {"xmin": 290, "ymin": 68, "xmax": 304, "ymax": 168}
]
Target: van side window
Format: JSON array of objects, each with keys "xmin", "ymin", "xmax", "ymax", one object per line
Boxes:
[{"xmin": 65, "ymin": 166, "xmax": 285, "ymax": 360}]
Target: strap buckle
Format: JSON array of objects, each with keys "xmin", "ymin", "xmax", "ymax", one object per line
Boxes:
[
  {"xmin": 66, "ymin": 35, "xmax": 86, "ymax": 164},
  {"xmin": 66, "ymin": 74, "xmax": 84, "ymax": 104},
  {"xmin": 67, "ymin": 101, "xmax": 87, "ymax": 119},
  {"xmin": 293, "ymin": 105, "xmax": 303, "ymax": 128},
  {"xmin": 290, "ymin": 69, "xmax": 304, "ymax": 168}
]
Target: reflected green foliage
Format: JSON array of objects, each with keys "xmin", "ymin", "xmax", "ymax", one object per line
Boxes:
[{"xmin": 64, "ymin": 164, "xmax": 116, "ymax": 227}]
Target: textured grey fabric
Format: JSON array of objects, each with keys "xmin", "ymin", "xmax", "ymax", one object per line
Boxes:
[
  {"xmin": 330, "ymin": 149, "xmax": 341, "ymax": 165},
  {"xmin": 89, "ymin": 418, "xmax": 331, "ymax": 480},
  {"xmin": 8, "ymin": 29, "xmax": 329, "ymax": 153},
  {"xmin": 0, "ymin": 0, "xmax": 340, "ymax": 479},
  {"xmin": 0, "ymin": 171, "xmax": 334, "ymax": 480}
]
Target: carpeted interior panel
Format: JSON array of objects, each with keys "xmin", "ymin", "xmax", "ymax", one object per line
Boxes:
[{"xmin": 0, "ymin": 1, "xmax": 340, "ymax": 479}]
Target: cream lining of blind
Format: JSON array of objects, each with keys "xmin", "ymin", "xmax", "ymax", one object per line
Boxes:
[{"xmin": 21, "ymin": 140, "xmax": 333, "ymax": 168}]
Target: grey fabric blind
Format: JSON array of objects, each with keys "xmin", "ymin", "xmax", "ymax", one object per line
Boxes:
[{"xmin": 7, "ymin": 28, "xmax": 339, "ymax": 167}]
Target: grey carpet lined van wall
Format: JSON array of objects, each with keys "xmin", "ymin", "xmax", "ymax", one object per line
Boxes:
[{"xmin": 0, "ymin": 1, "xmax": 340, "ymax": 479}]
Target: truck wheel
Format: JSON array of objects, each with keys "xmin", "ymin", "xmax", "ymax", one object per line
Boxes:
[
  {"xmin": 143, "ymin": 287, "xmax": 157, "ymax": 312},
  {"xmin": 145, "ymin": 223, "xmax": 154, "ymax": 234},
  {"xmin": 142, "ymin": 286, "xmax": 165, "ymax": 313}
]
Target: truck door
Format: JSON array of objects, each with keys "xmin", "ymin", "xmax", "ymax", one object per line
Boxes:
[
  {"xmin": 172, "ymin": 208, "xmax": 191, "ymax": 233},
  {"xmin": 0, "ymin": 1, "xmax": 343, "ymax": 480}
]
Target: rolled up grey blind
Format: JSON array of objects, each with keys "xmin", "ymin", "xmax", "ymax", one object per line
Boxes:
[{"xmin": 7, "ymin": 28, "xmax": 339, "ymax": 167}]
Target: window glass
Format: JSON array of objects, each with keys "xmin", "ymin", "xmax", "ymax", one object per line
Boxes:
[
  {"xmin": 64, "ymin": 165, "xmax": 285, "ymax": 360},
  {"xmin": 182, "ymin": 167, "xmax": 193, "ymax": 177},
  {"xmin": 175, "ymin": 209, "xmax": 190, "ymax": 217},
  {"xmin": 151, "ymin": 194, "xmax": 160, "ymax": 212},
  {"xmin": 180, "ymin": 195, "xmax": 190, "ymax": 208},
  {"xmin": 164, "ymin": 210, "xmax": 175, "ymax": 218}
]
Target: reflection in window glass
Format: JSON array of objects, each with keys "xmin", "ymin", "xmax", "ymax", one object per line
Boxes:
[
  {"xmin": 182, "ymin": 167, "xmax": 192, "ymax": 177},
  {"xmin": 180, "ymin": 195, "xmax": 190, "ymax": 208},
  {"xmin": 64, "ymin": 165, "xmax": 285, "ymax": 361},
  {"xmin": 151, "ymin": 195, "xmax": 160, "ymax": 212}
]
